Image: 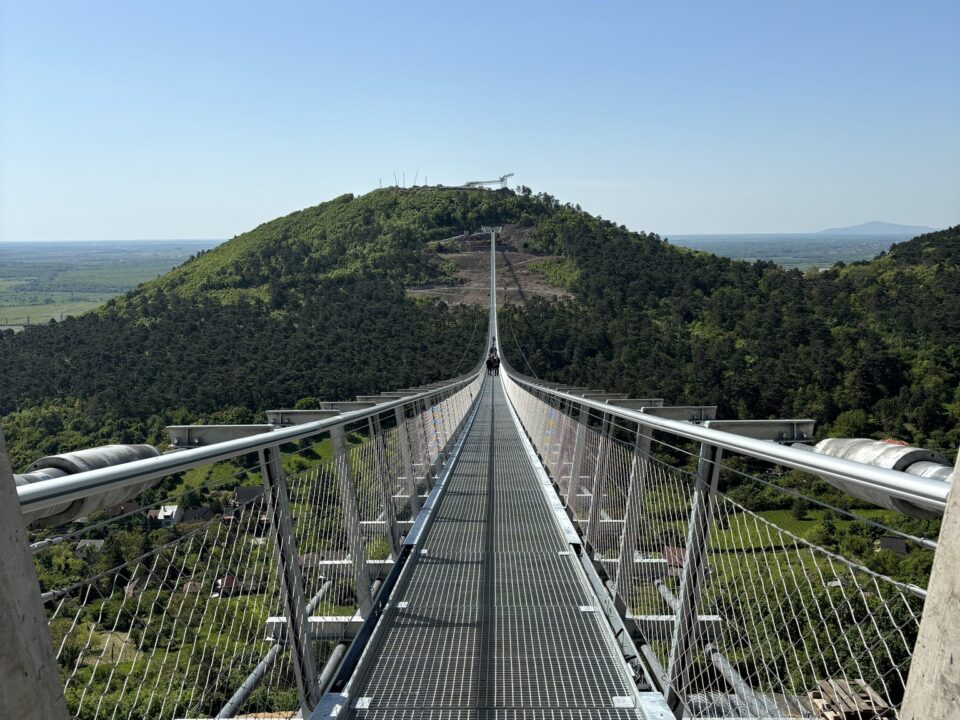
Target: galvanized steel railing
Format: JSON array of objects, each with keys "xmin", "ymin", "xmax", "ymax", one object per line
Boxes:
[
  {"xmin": 21, "ymin": 371, "xmax": 483, "ymax": 719},
  {"xmin": 500, "ymin": 366, "xmax": 939, "ymax": 719},
  {"xmin": 10, "ymin": 222, "xmax": 953, "ymax": 720}
]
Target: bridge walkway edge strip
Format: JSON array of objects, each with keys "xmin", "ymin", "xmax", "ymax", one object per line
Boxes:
[
  {"xmin": 310, "ymin": 375, "xmax": 490, "ymax": 718},
  {"xmin": 499, "ymin": 372, "xmax": 674, "ymax": 719}
]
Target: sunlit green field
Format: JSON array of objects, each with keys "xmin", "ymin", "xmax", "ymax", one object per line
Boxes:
[{"xmin": 0, "ymin": 239, "xmax": 221, "ymax": 328}]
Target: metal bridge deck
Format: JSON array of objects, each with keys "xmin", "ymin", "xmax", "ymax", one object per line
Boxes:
[{"xmin": 344, "ymin": 377, "xmax": 640, "ymax": 719}]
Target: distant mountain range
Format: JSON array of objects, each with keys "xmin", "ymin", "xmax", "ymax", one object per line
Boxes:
[{"xmin": 817, "ymin": 221, "xmax": 938, "ymax": 236}]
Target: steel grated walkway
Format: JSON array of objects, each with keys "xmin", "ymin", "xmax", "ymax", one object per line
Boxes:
[{"xmin": 343, "ymin": 377, "xmax": 641, "ymax": 719}]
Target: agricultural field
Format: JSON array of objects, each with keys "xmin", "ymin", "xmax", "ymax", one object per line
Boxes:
[
  {"xmin": 0, "ymin": 240, "xmax": 221, "ymax": 329},
  {"xmin": 668, "ymin": 233, "xmax": 902, "ymax": 270}
]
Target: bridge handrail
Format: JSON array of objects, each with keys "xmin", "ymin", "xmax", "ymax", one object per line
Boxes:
[
  {"xmin": 502, "ymin": 372, "xmax": 950, "ymax": 515},
  {"xmin": 17, "ymin": 370, "xmax": 482, "ymax": 517}
]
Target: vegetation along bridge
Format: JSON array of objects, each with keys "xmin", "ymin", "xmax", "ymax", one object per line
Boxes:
[{"xmin": 2, "ymin": 229, "xmax": 957, "ymax": 719}]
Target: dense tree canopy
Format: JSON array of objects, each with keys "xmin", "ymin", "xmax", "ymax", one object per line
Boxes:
[
  {"xmin": 2, "ymin": 186, "xmax": 957, "ymax": 470},
  {"xmin": 500, "ymin": 219, "xmax": 960, "ymax": 455}
]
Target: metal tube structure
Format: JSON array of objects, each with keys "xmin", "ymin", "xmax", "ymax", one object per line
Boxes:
[
  {"xmin": 330, "ymin": 425, "xmax": 374, "ymax": 616},
  {"xmin": 216, "ymin": 582, "xmax": 335, "ymax": 718},
  {"xmin": 317, "ymin": 642, "xmax": 349, "ymax": 692},
  {"xmin": 505, "ymin": 377, "xmax": 950, "ymax": 516},
  {"xmin": 258, "ymin": 444, "xmax": 321, "ymax": 715},
  {"xmin": 17, "ymin": 375, "xmax": 479, "ymax": 517},
  {"xmin": 216, "ymin": 643, "xmax": 283, "ymax": 719},
  {"xmin": 704, "ymin": 643, "xmax": 780, "ymax": 717},
  {"xmin": 664, "ymin": 442, "xmax": 723, "ymax": 717}
]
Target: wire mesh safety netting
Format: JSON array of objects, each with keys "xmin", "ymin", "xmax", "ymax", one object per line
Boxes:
[
  {"xmin": 31, "ymin": 378, "xmax": 480, "ymax": 719},
  {"xmin": 504, "ymin": 374, "xmax": 929, "ymax": 719}
]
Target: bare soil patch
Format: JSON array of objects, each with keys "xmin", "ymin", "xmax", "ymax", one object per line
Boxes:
[{"xmin": 408, "ymin": 225, "xmax": 573, "ymax": 307}]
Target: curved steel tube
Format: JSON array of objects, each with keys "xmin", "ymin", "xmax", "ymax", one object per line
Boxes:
[
  {"xmin": 502, "ymin": 371, "xmax": 950, "ymax": 515},
  {"xmin": 17, "ymin": 371, "xmax": 481, "ymax": 516}
]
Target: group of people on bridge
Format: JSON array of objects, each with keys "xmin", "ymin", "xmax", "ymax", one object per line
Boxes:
[{"xmin": 486, "ymin": 344, "xmax": 500, "ymax": 376}]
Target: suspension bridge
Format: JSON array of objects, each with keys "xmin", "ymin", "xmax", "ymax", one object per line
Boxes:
[{"xmin": 2, "ymin": 229, "xmax": 957, "ymax": 719}]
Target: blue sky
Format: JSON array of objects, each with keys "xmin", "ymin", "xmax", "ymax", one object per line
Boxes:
[{"xmin": 1, "ymin": 0, "xmax": 958, "ymax": 239}]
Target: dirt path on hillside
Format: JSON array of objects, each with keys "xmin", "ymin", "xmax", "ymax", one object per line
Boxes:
[{"xmin": 407, "ymin": 225, "xmax": 572, "ymax": 307}]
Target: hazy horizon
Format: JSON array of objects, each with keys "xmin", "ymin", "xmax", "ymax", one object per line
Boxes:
[{"xmin": 0, "ymin": 219, "xmax": 948, "ymax": 244}]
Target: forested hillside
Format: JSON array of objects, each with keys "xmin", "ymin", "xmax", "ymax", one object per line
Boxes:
[
  {"xmin": 501, "ymin": 215, "xmax": 960, "ymax": 455},
  {"xmin": 2, "ymin": 187, "xmax": 957, "ymax": 471},
  {"xmin": 0, "ymin": 188, "xmax": 555, "ymax": 468}
]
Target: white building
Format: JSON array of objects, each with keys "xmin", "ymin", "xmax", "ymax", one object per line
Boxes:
[{"xmin": 156, "ymin": 505, "xmax": 183, "ymax": 527}]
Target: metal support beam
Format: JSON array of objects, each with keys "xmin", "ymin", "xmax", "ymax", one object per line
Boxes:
[
  {"xmin": 665, "ymin": 441, "xmax": 723, "ymax": 718},
  {"xmin": 630, "ymin": 615, "xmax": 722, "ymax": 642},
  {"xmin": 217, "ymin": 643, "xmax": 283, "ymax": 718},
  {"xmin": 319, "ymin": 401, "xmax": 376, "ymax": 412},
  {"xmin": 257, "ymin": 444, "xmax": 321, "ymax": 715},
  {"xmin": 607, "ymin": 398, "xmax": 665, "ymax": 409},
  {"xmin": 219, "ymin": 583, "xmax": 333, "ymax": 718},
  {"xmin": 642, "ymin": 405, "xmax": 718, "ymax": 423},
  {"xmin": 267, "ymin": 614, "xmax": 365, "ymax": 642},
  {"xmin": 167, "ymin": 424, "xmax": 273, "ymax": 447},
  {"xmin": 411, "ymin": 398, "xmax": 433, "ymax": 488},
  {"xmin": 702, "ymin": 418, "xmax": 815, "ymax": 443},
  {"xmin": 266, "ymin": 409, "xmax": 341, "ymax": 426},
  {"xmin": 604, "ymin": 557, "xmax": 669, "ymax": 581},
  {"xmin": 317, "ymin": 643, "xmax": 348, "ymax": 693},
  {"xmin": 329, "ymin": 426, "xmax": 374, "ymax": 616},
  {"xmin": 433, "ymin": 397, "xmax": 448, "ymax": 460},
  {"xmin": 581, "ymin": 392, "xmax": 630, "ymax": 401}
]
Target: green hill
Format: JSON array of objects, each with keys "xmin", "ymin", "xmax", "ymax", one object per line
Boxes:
[
  {"xmin": 1, "ymin": 187, "xmax": 957, "ymax": 470},
  {"xmin": 501, "ymin": 219, "xmax": 960, "ymax": 454},
  {"xmin": 0, "ymin": 188, "xmax": 556, "ymax": 468}
]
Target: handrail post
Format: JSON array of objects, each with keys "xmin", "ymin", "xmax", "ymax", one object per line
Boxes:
[
  {"xmin": 369, "ymin": 414, "xmax": 401, "ymax": 558},
  {"xmin": 394, "ymin": 405, "xmax": 421, "ymax": 518},
  {"xmin": 407, "ymin": 400, "xmax": 427, "ymax": 492},
  {"xmin": 430, "ymin": 398, "xmax": 446, "ymax": 466},
  {"xmin": 257, "ymin": 443, "xmax": 321, "ymax": 714},
  {"xmin": 548, "ymin": 393, "xmax": 569, "ymax": 475},
  {"xmin": 565, "ymin": 403, "xmax": 589, "ymax": 514},
  {"xmin": 416, "ymin": 398, "xmax": 437, "ymax": 489},
  {"xmin": 330, "ymin": 426, "xmax": 374, "ymax": 616},
  {"xmin": 665, "ymin": 441, "xmax": 723, "ymax": 718},
  {"xmin": 617, "ymin": 423, "xmax": 654, "ymax": 602},
  {"xmin": 585, "ymin": 411, "xmax": 613, "ymax": 552}
]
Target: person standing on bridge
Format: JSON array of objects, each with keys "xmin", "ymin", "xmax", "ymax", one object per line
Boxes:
[
  {"xmin": 492, "ymin": 355, "xmax": 500, "ymax": 376},
  {"xmin": 486, "ymin": 356, "xmax": 494, "ymax": 375}
]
